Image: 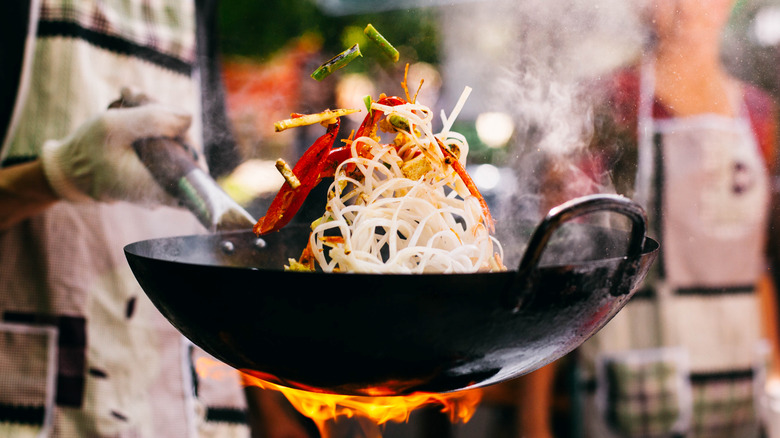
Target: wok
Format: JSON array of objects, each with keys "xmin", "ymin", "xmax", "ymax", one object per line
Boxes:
[{"xmin": 125, "ymin": 194, "xmax": 658, "ymax": 396}]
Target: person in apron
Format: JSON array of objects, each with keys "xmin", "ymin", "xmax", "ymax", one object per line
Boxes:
[
  {"xmin": 0, "ymin": 1, "xmax": 312, "ymax": 437},
  {"xmin": 576, "ymin": 1, "xmax": 780, "ymax": 437}
]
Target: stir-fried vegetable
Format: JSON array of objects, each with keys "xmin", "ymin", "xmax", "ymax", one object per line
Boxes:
[
  {"xmin": 274, "ymin": 108, "xmax": 359, "ymax": 132},
  {"xmin": 274, "ymin": 159, "xmax": 300, "ymax": 189},
  {"xmin": 310, "ymin": 24, "xmax": 400, "ymax": 81},
  {"xmin": 310, "ymin": 44, "xmax": 362, "ymax": 81},
  {"xmin": 253, "ymin": 120, "xmax": 343, "ymax": 235},
  {"xmin": 258, "ymin": 85, "xmax": 502, "ymax": 274},
  {"xmin": 364, "ymin": 24, "xmax": 400, "ymax": 62},
  {"xmin": 261, "ymin": 26, "xmax": 502, "ymax": 273}
]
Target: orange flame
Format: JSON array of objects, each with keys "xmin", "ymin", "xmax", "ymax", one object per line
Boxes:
[
  {"xmin": 241, "ymin": 373, "xmax": 482, "ymax": 437},
  {"xmin": 194, "ymin": 356, "xmax": 237, "ymax": 381},
  {"xmin": 195, "ymin": 357, "xmax": 483, "ymax": 437}
]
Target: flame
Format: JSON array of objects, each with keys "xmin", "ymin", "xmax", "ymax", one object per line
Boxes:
[
  {"xmin": 194, "ymin": 357, "xmax": 483, "ymax": 437},
  {"xmin": 240, "ymin": 372, "xmax": 482, "ymax": 437},
  {"xmin": 194, "ymin": 356, "xmax": 236, "ymax": 381}
]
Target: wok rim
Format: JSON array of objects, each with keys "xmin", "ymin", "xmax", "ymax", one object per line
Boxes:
[{"xmin": 123, "ymin": 230, "xmax": 659, "ymax": 276}]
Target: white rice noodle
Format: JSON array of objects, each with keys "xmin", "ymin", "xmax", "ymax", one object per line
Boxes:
[
  {"xmin": 440, "ymin": 86, "xmax": 472, "ymax": 140},
  {"xmin": 307, "ymin": 95, "xmax": 502, "ymax": 274}
]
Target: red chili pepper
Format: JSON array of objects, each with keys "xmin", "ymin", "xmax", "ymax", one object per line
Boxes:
[
  {"xmin": 254, "ymin": 120, "xmax": 341, "ymax": 235},
  {"xmin": 357, "ymin": 95, "xmax": 407, "ymax": 138},
  {"xmin": 322, "ymin": 95, "xmax": 408, "ymax": 178},
  {"xmin": 255, "ymin": 96, "xmax": 409, "ymax": 235},
  {"xmin": 437, "ymin": 138, "xmax": 495, "ymax": 233}
]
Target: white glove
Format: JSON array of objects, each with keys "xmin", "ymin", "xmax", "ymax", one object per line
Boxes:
[{"xmin": 40, "ymin": 103, "xmax": 193, "ymax": 205}]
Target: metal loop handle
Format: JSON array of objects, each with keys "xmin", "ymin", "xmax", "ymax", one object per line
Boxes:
[
  {"xmin": 507, "ymin": 194, "xmax": 648, "ymax": 311},
  {"xmin": 517, "ymin": 194, "xmax": 647, "ymax": 276}
]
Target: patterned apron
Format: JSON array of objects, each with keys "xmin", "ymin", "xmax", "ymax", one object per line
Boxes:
[
  {"xmin": 0, "ymin": 1, "xmax": 249, "ymax": 437},
  {"xmin": 579, "ymin": 61, "xmax": 771, "ymax": 438}
]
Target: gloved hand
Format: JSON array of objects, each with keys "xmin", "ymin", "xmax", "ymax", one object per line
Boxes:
[{"xmin": 40, "ymin": 102, "xmax": 193, "ymax": 205}]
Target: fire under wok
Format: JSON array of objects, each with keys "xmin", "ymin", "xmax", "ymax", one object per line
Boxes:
[{"xmin": 124, "ymin": 194, "xmax": 658, "ymax": 396}]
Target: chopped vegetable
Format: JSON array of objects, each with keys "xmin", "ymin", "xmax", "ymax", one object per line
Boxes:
[
  {"xmin": 285, "ymin": 258, "xmax": 313, "ymax": 272},
  {"xmin": 274, "ymin": 108, "xmax": 359, "ymax": 132},
  {"xmin": 275, "ymin": 159, "xmax": 301, "ymax": 189},
  {"xmin": 388, "ymin": 114, "xmax": 410, "ymax": 132},
  {"xmin": 258, "ymin": 27, "xmax": 503, "ymax": 274},
  {"xmin": 363, "ymin": 24, "xmax": 399, "ymax": 62},
  {"xmin": 255, "ymin": 88, "xmax": 503, "ymax": 273},
  {"xmin": 254, "ymin": 120, "xmax": 343, "ymax": 235},
  {"xmin": 436, "ymin": 136, "xmax": 494, "ymax": 232},
  {"xmin": 310, "ymin": 44, "xmax": 362, "ymax": 81},
  {"xmin": 363, "ymin": 95, "xmax": 373, "ymax": 115}
]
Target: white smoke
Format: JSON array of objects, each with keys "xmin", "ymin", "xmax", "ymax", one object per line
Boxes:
[
  {"xmin": 437, "ymin": 0, "xmax": 651, "ymax": 255},
  {"xmin": 500, "ymin": 0, "xmax": 647, "ymax": 155}
]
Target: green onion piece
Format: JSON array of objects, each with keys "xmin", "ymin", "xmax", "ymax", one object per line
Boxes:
[
  {"xmin": 274, "ymin": 108, "xmax": 359, "ymax": 132},
  {"xmin": 285, "ymin": 258, "xmax": 314, "ymax": 272},
  {"xmin": 388, "ymin": 114, "xmax": 410, "ymax": 132},
  {"xmin": 364, "ymin": 24, "xmax": 399, "ymax": 62},
  {"xmin": 363, "ymin": 95, "xmax": 373, "ymax": 115},
  {"xmin": 310, "ymin": 44, "xmax": 362, "ymax": 81}
]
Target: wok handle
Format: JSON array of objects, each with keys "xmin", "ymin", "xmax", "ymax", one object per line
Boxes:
[
  {"xmin": 109, "ymin": 91, "xmax": 255, "ymax": 232},
  {"xmin": 132, "ymin": 136, "xmax": 199, "ymax": 190},
  {"xmin": 133, "ymin": 138, "xmax": 256, "ymax": 232},
  {"xmin": 511, "ymin": 194, "xmax": 648, "ymax": 309}
]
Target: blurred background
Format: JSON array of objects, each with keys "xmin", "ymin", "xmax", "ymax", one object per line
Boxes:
[
  {"xmin": 212, "ymin": 0, "xmax": 780, "ymax": 436},
  {"xmin": 215, "ymin": 0, "xmax": 637, "ymax": 218},
  {"xmin": 215, "ymin": 0, "xmax": 780, "ymax": 226}
]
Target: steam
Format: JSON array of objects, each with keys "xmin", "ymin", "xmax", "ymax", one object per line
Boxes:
[
  {"xmin": 445, "ymin": 0, "xmax": 650, "ymax": 264},
  {"xmin": 501, "ymin": 60, "xmax": 596, "ymax": 157},
  {"xmin": 498, "ymin": 0, "xmax": 647, "ymax": 155}
]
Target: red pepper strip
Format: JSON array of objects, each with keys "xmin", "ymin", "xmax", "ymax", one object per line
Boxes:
[
  {"xmin": 356, "ymin": 95, "xmax": 407, "ymax": 139},
  {"xmin": 254, "ymin": 120, "xmax": 341, "ymax": 235},
  {"xmin": 436, "ymin": 138, "xmax": 495, "ymax": 233},
  {"xmin": 297, "ymin": 240, "xmax": 316, "ymax": 270},
  {"xmin": 320, "ymin": 95, "xmax": 409, "ymax": 178}
]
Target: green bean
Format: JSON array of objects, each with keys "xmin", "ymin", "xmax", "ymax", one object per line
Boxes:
[
  {"xmin": 310, "ymin": 44, "xmax": 362, "ymax": 81},
  {"xmin": 363, "ymin": 24, "xmax": 399, "ymax": 62}
]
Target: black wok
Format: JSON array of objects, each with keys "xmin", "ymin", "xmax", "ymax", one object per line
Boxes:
[{"xmin": 125, "ymin": 194, "xmax": 658, "ymax": 396}]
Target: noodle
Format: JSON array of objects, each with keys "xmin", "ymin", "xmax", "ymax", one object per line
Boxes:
[{"xmin": 299, "ymin": 89, "xmax": 504, "ymax": 274}]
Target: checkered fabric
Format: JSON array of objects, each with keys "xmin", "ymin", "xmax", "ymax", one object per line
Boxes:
[
  {"xmin": 603, "ymin": 356, "xmax": 685, "ymax": 437},
  {"xmin": 689, "ymin": 372, "xmax": 759, "ymax": 438},
  {"xmin": 578, "ymin": 58, "xmax": 773, "ymax": 438},
  {"xmin": 602, "ymin": 362, "xmax": 761, "ymax": 438},
  {"xmin": 39, "ymin": 0, "xmax": 196, "ymax": 63},
  {"xmin": 2, "ymin": 0, "xmax": 200, "ymax": 165},
  {"xmin": 0, "ymin": 1, "xmax": 249, "ymax": 435}
]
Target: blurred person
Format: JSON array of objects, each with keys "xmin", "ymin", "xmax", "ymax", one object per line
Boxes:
[
  {"xmin": 0, "ymin": 0, "xmax": 311, "ymax": 437},
  {"xmin": 566, "ymin": 0, "xmax": 780, "ymax": 437}
]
